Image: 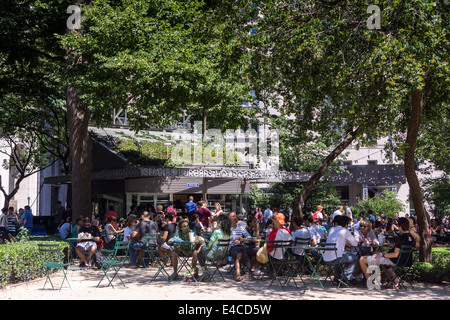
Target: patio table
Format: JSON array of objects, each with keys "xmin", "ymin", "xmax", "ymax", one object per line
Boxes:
[{"xmin": 172, "ymin": 240, "xmax": 206, "ymax": 282}]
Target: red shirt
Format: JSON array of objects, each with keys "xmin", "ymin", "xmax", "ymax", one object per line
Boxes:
[{"xmin": 195, "ymin": 207, "xmax": 212, "ymax": 227}]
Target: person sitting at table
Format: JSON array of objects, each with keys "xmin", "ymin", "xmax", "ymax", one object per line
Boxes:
[
  {"xmin": 123, "ymin": 216, "xmax": 137, "ymax": 242},
  {"xmin": 75, "ymin": 216, "xmax": 102, "ymax": 269},
  {"xmin": 267, "ymin": 213, "xmax": 292, "ymax": 261},
  {"xmin": 168, "ymin": 219, "xmax": 198, "ymax": 281},
  {"xmin": 243, "ymin": 213, "xmax": 265, "ymax": 277},
  {"xmin": 309, "ymin": 216, "xmax": 327, "ymax": 243},
  {"xmin": 359, "ymin": 217, "xmax": 416, "ymax": 288},
  {"xmin": 263, "ymin": 218, "xmax": 273, "ymax": 236},
  {"xmin": 189, "ymin": 213, "xmax": 203, "ymax": 236},
  {"xmin": 59, "ymin": 217, "xmax": 72, "ymax": 239},
  {"xmin": 291, "ymin": 215, "xmax": 317, "ymax": 258},
  {"xmin": 354, "ymin": 219, "xmax": 379, "ymax": 252},
  {"xmin": 385, "ymin": 217, "xmax": 400, "ymax": 235},
  {"xmin": 104, "ymin": 216, "xmax": 124, "ymax": 250},
  {"xmin": 160, "ymin": 213, "xmax": 177, "ymax": 255},
  {"xmin": 322, "ymin": 215, "xmax": 359, "ymax": 286},
  {"xmin": 228, "ymin": 211, "xmax": 253, "ymax": 281},
  {"xmin": 246, "ymin": 213, "xmax": 260, "ymax": 237},
  {"xmin": 128, "ymin": 211, "xmax": 159, "ymax": 269},
  {"xmin": 195, "ymin": 215, "xmax": 232, "ymax": 281}
]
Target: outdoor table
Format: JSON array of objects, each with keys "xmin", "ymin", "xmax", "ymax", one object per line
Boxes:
[
  {"xmin": 172, "ymin": 240, "xmax": 206, "ymax": 282},
  {"xmin": 293, "ymin": 244, "xmax": 340, "ymax": 291},
  {"xmin": 64, "ymin": 238, "xmax": 79, "ymax": 264},
  {"xmin": 350, "ymin": 243, "xmax": 384, "ymax": 258}
]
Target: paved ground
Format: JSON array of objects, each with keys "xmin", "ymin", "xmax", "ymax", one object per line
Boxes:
[{"xmin": 1, "ymin": 265, "xmax": 448, "ymax": 300}]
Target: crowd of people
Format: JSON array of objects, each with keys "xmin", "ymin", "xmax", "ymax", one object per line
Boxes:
[{"xmin": 16, "ymin": 197, "xmax": 445, "ymax": 287}]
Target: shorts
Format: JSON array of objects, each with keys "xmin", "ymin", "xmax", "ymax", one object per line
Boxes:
[
  {"xmin": 77, "ymin": 241, "xmax": 97, "ymax": 252},
  {"xmin": 366, "ymin": 255, "xmax": 395, "ymax": 266},
  {"xmin": 230, "ymin": 245, "xmax": 245, "ymax": 259},
  {"xmin": 161, "ymin": 242, "xmax": 173, "ymax": 251}
]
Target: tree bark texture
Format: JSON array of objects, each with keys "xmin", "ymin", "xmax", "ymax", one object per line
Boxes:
[
  {"xmin": 66, "ymin": 85, "xmax": 92, "ymax": 220},
  {"xmin": 292, "ymin": 127, "xmax": 360, "ymax": 219},
  {"xmin": 405, "ymin": 90, "xmax": 432, "ymax": 263}
]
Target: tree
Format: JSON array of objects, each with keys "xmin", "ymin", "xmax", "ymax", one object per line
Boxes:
[
  {"xmin": 237, "ymin": 0, "xmax": 449, "ymax": 262},
  {"xmin": 357, "ymin": 190, "xmax": 405, "ymax": 219},
  {"xmin": 0, "ymin": 0, "xmax": 72, "ymax": 209},
  {"xmin": 59, "ymin": 0, "xmax": 254, "ymax": 219},
  {"xmin": 0, "ymin": 132, "xmax": 55, "ymax": 208},
  {"xmin": 422, "ymin": 176, "xmax": 450, "ymax": 218}
]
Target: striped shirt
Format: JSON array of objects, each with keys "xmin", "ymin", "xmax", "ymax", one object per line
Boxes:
[
  {"xmin": 229, "ymin": 224, "xmax": 252, "ymax": 250},
  {"xmin": 6, "ymin": 214, "xmax": 17, "ymax": 233}
]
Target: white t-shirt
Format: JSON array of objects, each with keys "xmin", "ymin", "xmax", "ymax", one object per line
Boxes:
[
  {"xmin": 291, "ymin": 228, "xmax": 311, "ymax": 255},
  {"xmin": 345, "ymin": 207, "xmax": 353, "ymax": 220},
  {"xmin": 323, "ymin": 226, "xmax": 358, "ymax": 262},
  {"xmin": 331, "ymin": 209, "xmax": 342, "ymax": 222},
  {"xmin": 268, "ymin": 228, "xmax": 292, "ymax": 260},
  {"xmin": 309, "ymin": 224, "xmax": 326, "ymax": 242},
  {"xmin": 264, "ymin": 209, "xmax": 273, "ymax": 222}
]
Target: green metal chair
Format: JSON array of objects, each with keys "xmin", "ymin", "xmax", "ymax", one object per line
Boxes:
[
  {"xmin": 38, "ymin": 243, "xmax": 71, "ymax": 291},
  {"xmin": 267, "ymin": 240, "xmax": 306, "ymax": 290},
  {"xmin": 291, "ymin": 237, "xmax": 312, "ymax": 280},
  {"xmin": 198, "ymin": 238, "xmax": 231, "ymax": 282},
  {"xmin": 96, "ymin": 241, "xmax": 130, "ymax": 288},
  {"xmin": 101, "ymin": 233, "xmax": 124, "ymax": 259},
  {"xmin": 142, "ymin": 234, "xmax": 171, "ymax": 282},
  {"xmin": 308, "ymin": 243, "xmax": 347, "ymax": 290},
  {"xmin": 380, "ymin": 245, "xmax": 415, "ymax": 291}
]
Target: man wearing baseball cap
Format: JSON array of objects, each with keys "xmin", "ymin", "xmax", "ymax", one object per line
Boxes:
[{"xmin": 267, "ymin": 212, "xmax": 292, "ymax": 260}]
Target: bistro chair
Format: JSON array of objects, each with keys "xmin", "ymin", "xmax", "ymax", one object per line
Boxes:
[
  {"xmin": 96, "ymin": 241, "xmax": 130, "ymax": 288},
  {"xmin": 267, "ymin": 240, "xmax": 306, "ymax": 290},
  {"xmin": 198, "ymin": 238, "xmax": 231, "ymax": 282},
  {"xmin": 313, "ymin": 243, "xmax": 348, "ymax": 289},
  {"xmin": 38, "ymin": 243, "xmax": 71, "ymax": 291},
  {"xmin": 380, "ymin": 245, "xmax": 415, "ymax": 291},
  {"xmin": 101, "ymin": 233, "xmax": 124, "ymax": 259},
  {"xmin": 143, "ymin": 234, "xmax": 171, "ymax": 282}
]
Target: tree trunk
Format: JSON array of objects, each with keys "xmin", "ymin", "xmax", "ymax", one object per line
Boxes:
[
  {"xmin": 292, "ymin": 127, "xmax": 360, "ymax": 219},
  {"xmin": 65, "ymin": 0, "xmax": 92, "ymax": 221},
  {"xmin": 66, "ymin": 85, "xmax": 92, "ymax": 221},
  {"xmin": 404, "ymin": 90, "xmax": 432, "ymax": 263}
]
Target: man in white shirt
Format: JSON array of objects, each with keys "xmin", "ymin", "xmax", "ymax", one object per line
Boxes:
[
  {"xmin": 322, "ymin": 215, "xmax": 359, "ymax": 286},
  {"xmin": 331, "ymin": 206, "xmax": 343, "ymax": 222},
  {"xmin": 343, "ymin": 203, "xmax": 353, "ymax": 221}
]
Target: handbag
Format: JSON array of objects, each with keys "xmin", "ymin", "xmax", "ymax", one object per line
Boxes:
[{"xmin": 256, "ymin": 243, "xmax": 269, "ymax": 264}]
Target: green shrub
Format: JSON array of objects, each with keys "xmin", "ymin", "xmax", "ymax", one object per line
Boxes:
[
  {"xmin": 404, "ymin": 247, "xmax": 450, "ymax": 283},
  {"xmin": 0, "ymin": 237, "xmax": 69, "ymax": 286}
]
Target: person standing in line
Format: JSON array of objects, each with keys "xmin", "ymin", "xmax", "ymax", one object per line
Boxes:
[{"xmin": 184, "ymin": 196, "xmax": 197, "ymax": 217}]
